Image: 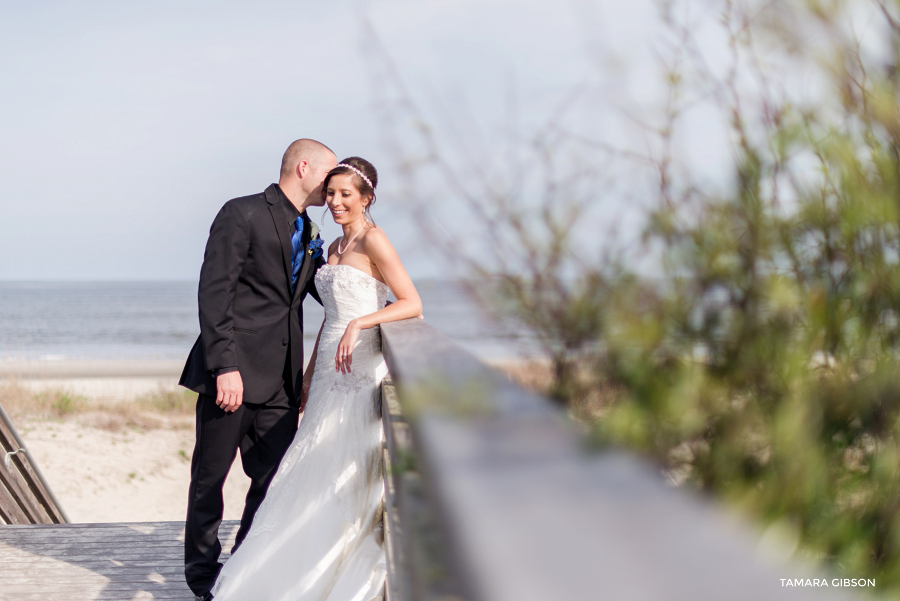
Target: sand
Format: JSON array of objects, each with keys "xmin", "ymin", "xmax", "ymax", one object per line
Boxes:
[
  {"xmin": 1, "ymin": 359, "xmax": 186, "ymax": 404},
  {"xmin": 3, "ymin": 357, "xmax": 544, "ymax": 525},
  {"xmin": 15, "ymin": 377, "xmax": 181, "ymax": 401},
  {"xmin": 17, "ymin": 416, "xmax": 253, "ymax": 523},
  {"xmin": 0, "ymin": 359, "xmax": 185, "ymax": 378},
  {"xmin": 2, "ymin": 360, "xmax": 253, "ymax": 524}
]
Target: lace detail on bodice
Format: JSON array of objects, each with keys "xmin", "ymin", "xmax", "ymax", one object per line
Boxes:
[
  {"xmin": 316, "ymin": 264, "xmax": 389, "ymax": 328},
  {"xmin": 314, "ymin": 264, "xmax": 389, "ymax": 395}
]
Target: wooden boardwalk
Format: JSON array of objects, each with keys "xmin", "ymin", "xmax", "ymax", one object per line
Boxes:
[{"xmin": 0, "ymin": 520, "xmax": 239, "ymax": 601}]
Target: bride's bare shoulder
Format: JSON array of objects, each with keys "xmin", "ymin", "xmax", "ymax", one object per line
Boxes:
[
  {"xmin": 360, "ymin": 225, "xmax": 392, "ymax": 246},
  {"xmin": 360, "ymin": 227, "xmax": 402, "ymax": 266}
]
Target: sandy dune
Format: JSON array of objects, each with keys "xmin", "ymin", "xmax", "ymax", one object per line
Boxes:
[
  {"xmin": 16, "ymin": 416, "xmax": 253, "ymax": 524},
  {"xmin": 2, "ymin": 360, "xmax": 255, "ymax": 524},
  {"xmin": 15, "ymin": 377, "xmax": 181, "ymax": 401}
]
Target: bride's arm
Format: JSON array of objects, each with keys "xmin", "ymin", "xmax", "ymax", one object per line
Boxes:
[
  {"xmin": 335, "ymin": 228, "xmax": 422, "ymax": 373},
  {"xmin": 301, "ymin": 321, "xmax": 325, "ymax": 410}
]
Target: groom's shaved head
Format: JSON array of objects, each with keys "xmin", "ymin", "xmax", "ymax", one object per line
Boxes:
[{"xmin": 280, "ymin": 138, "xmax": 335, "ymax": 179}]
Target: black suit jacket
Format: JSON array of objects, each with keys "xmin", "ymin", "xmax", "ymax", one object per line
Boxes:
[{"xmin": 179, "ymin": 184, "xmax": 324, "ymax": 405}]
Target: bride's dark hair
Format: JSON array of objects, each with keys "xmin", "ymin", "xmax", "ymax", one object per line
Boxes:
[{"xmin": 322, "ymin": 157, "xmax": 378, "ymax": 223}]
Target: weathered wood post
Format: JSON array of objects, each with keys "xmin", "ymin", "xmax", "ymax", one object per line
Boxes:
[{"xmin": 0, "ymin": 401, "xmax": 68, "ymax": 524}]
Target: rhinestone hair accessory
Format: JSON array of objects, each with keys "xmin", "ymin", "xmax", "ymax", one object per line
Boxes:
[{"xmin": 335, "ymin": 163, "xmax": 374, "ymax": 190}]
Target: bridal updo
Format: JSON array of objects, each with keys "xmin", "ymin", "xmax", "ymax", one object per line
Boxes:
[{"xmin": 323, "ymin": 157, "xmax": 378, "ymax": 221}]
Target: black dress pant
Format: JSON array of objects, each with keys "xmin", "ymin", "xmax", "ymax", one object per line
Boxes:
[{"xmin": 184, "ymin": 375, "xmax": 299, "ymax": 596}]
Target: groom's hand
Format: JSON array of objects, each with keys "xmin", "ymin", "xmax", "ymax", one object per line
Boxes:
[{"xmin": 216, "ymin": 371, "xmax": 244, "ymax": 412}]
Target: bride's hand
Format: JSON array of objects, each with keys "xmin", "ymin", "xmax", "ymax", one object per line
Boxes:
[{"xmin": 335, "ymin": 320, "xmax": 360, "ymax": 374}]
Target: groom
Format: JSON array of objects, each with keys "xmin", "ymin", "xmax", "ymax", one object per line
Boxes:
[{"xmin": 179, "ymin": 138, "xmax": 337, "ymax": 601}]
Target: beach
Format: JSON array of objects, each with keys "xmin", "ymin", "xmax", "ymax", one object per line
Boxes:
[
  {"xmin": 1, "ymin": 355, "xmax": 544, "ymax": 525},
  {"xmin": 0, "ymin": 280, "xmax": 536, "ymax": 524},
  {"xmin": 1, "ymin": 359, "xmax": 252, "ymax": 524}
]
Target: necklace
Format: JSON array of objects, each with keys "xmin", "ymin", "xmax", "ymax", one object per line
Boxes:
[{"xmin": 337, "ymin": 219, "xmax": 366, "ymax": 255}]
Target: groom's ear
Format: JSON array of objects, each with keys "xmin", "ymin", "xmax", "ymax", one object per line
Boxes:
[{"xmin": 296, "ymin": 160, "xmax": 309, "ymax": 179}]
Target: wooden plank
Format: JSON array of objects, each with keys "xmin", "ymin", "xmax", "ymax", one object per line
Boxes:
[
  {"xmin": 0, "ymin": 543, "xmax": 188, "ymax": 556},
  {"xmin": 0, "ymin": 520, "xmax": 240, "ymax": 600},
  {"xmin": 0, "ymin": 550, "xmax": 184, "ymax": 563},
  {"xmin": 0, "ymin": 592, "xmax": 190, "ymax": 596},
  {"xmin": 0, "ymin": 562, "xmax": 189, "ymax": 574},
  {"xmin": 5, "ymin": 455, "xmax": 65, "ymax": 523},
  {"xmin": 0, "ymin": 575, "xmax": 189, "ymax": 586},
  {"xmin": 0, "ymin": 477, "xmax": 32, "ymax": 525},
  {"xmin": 0, "ymin": 403, "xmax": 66, "ymax": 523},
  {"xmin": 0, "ymin": 449, "xmax": 48, "ymax": 524},
  {"xmin": 0, "ymin": 520, "xmax": 188, "ymax": 531},
  {"xmin": 2, "ymin": 520, "xmax": 188, "ymax": 529},
  {"xmin": 0, "ymin": 413, "xmax": 43, "ymax": 523},
  {"xmin": 381, "ymin": 378, "xmax": 406, "ymax": 601},
  {"xmin": 0, "ymin": 569, "xmax": 209, "ymax": 582},
  {"xmin": 381, "ymin": 319, "xmax": 863, "ymax": 601},
  {"xmin": 0, "ymin": 520, "xmax": 238, "ymax": 540},
  {"xmin": 0, "ymin": 520, "xmax": 236, "ymax": 535},
  {"xmin": 0, "ymin": 543, "xmax": 184, "ymax": 556},
  {"xmin": 0, "ymin": 590, "xmax": 183, "ymax": 596},
  {"xmin": 0, "ymin": 555, "xmax": 190, "ymax": 566},
  {"xmin": 0, "ymin": 532, "xmax": 187, "ymax": 544},
  {"xmin": 0, "ymin": 532, "xmax": 188, "ymax": 544},
  {"xmin": 0, "ymin": 526, "xmax": 188, "ymax": 540},
  {"xmin": 380, "ymin": 371, "xmax": 461, "ymax": 601},
  {"xmin": 0, "ymin": 585, "xmax": 194, "ymax": 601}
]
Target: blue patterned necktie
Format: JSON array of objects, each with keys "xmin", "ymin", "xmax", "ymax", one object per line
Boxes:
[{"xmin": 291, "ymin": 215, "xmax": 305, "ymax": 293}]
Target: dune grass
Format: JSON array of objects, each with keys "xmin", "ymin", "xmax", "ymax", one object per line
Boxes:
[{"xmin": 0, "ymin": 381, "xmax": 197, "ymax": 431}]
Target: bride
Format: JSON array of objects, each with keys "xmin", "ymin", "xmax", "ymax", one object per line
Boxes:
[{"xmin": 210, "ymin": 157, "xmax": 422, "ymax": 601}]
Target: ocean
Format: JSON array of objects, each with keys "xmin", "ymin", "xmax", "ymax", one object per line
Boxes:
[{"xmin": 0, "ymin": 280, "xmax": 534, "ymax": 363}]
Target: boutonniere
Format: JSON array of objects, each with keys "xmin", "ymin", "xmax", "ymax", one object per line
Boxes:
[
  {"xmin": 309, "ymin": 221, "xmax": 320, "ymax": 240},
  {"xmin": 308, "ymin": 237, "xmax": 324, "ymax": 259}
]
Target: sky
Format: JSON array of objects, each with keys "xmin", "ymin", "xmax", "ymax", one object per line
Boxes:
[{"xmin": 0, "ymin": 0, "xmax": 727, "ymax": 281}]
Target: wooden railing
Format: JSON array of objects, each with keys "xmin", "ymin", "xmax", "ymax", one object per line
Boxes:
[
  {"xmin": 0, "ymin": 402, "xmax": 68, "ymax": 525},
  {"xmin": 379, "ymin": 319, "xmax": 862, "ymax": 601}
]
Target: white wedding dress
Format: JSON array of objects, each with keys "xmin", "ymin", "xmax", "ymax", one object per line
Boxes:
[{"xmin": 211, "ymin": 264, "xmax": 389, "ymax": 601}]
